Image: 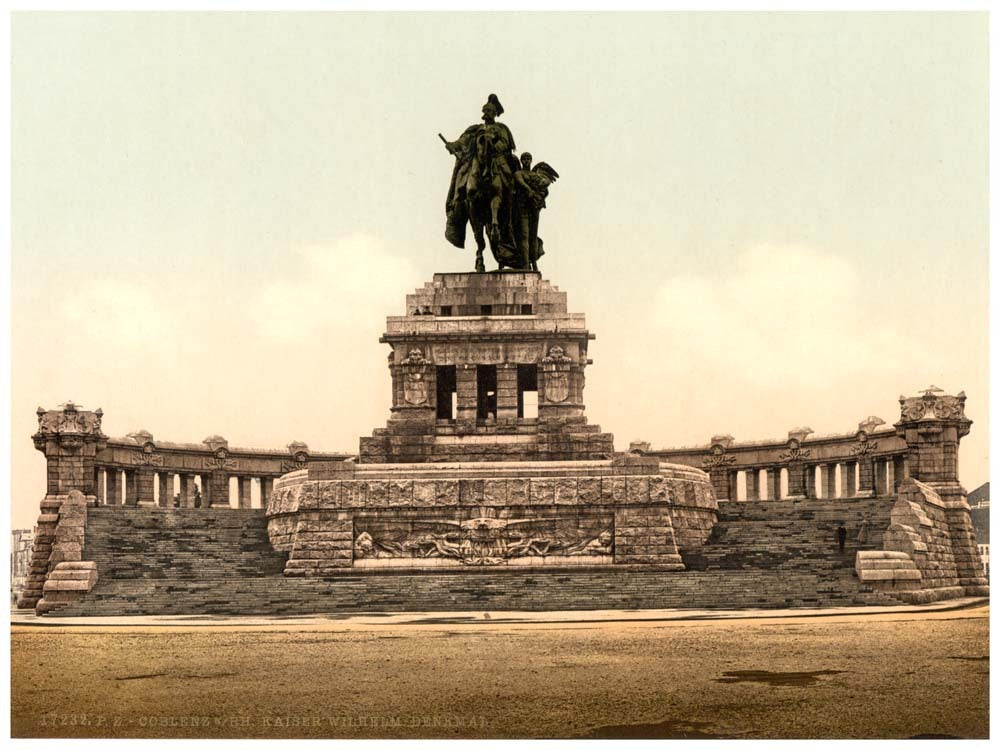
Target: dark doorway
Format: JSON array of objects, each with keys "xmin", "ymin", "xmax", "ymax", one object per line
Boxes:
[
  {"xmin": 517, "ymin": 364, "xmax": 538, "ymax": 419},
  {"xmin": 436, "ymin": 365, "xmax": 456, "ymax": 420}
]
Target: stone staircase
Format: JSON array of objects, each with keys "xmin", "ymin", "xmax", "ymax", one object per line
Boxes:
[
  {"xmin": 681, "ymin": 497, "xmax": 900, "ymax": 606},
  {"xmin": 46, "ymin": 502, "xmax": 904, "ymax": 617},
  {"xmin": 82, "ymin": 506, "xmax": 288, "ymax": 581}
]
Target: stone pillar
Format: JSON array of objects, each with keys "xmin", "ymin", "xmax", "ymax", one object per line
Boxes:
[
  {"xmin": 895, "ymin": 388, "xmax": 986, "ymax": 595},
  {"xmin": 179, "ymin": 474, "xmax": 193, "ymax": 508},
  {"xmin": 136, "ymin": 468, "xmax": 156, "ymax": 505},
  {"xmin": 804, "ymin": 465, "xmax": 817, "ymax": 498},
  {"xmin": 238, "ymin": 477, "xmax": 253, "ymax": 509},
  {"xmin": 874, "ymin": 459, "xmax": 889, "ymax": 496},
  {"xmin": 455, "ymin": 364, "xmax": 478, "ymax": 428},
  {"xmin": 95, "ymin": 468, "xmax": 106, "ymax": 505},
  {"xmin": 158, "ymin": 472, "xmax": 173, "ymax": 508},
  {"xmin": 766, "ymin": 468, "xmax": 780, "ymax": 500},
  {"xmin": 856, "ymin": 456, "xmax": 875, "ymax": 497},
  {"xmin": 208, "ymin": 471, "xmax": 230, "ymax": 508},
  {"xmin": 842, "ymin": 461, "xmax": 857, "ymax": 497},
  {"xmin": 821, "ymin": 464, "xmax": 837, "ymax": 499},
  {"xmin": 32, "ymin": 403, "xmax": 106, "ymax": 499},
  {"xmin": 24, "ymin": 404, "xmax": 109, "ymax": 609},
  {"xmin": 123, "ymin": 470, "xmax": 138, "ymax": 506},
  {"xmin": 786, "ymin": 463, "xmax": 806, "ymax": 499},
  {"xmin": 538, "ymin": 344, "xmax": 584, "ymax": 420},
  {"xmin": 106, "ymin": 469, "xmax": 121, "ymax": 505},
  {"xmin": 495, "ymin": 363, "xmax": 519, "ymax": 423},
  {"xmin": 728, "ymin": 471, "xmax": 739, "ymax": 502},
  {"xmin": 707, "ymin": 467, "xmax": 732, "ymax": 501},
  {"xmin": 196, "ymin": 474, "xmax": 209, "ymax": 507},
  {"xmin": 744, "ymin": 469, "xmax": 759, "ymax": 500},
  {"xmin": 390, "ymin": 347, "xmax": 436, "ymax": 425},
  {"xmin": 892, "ymin": 455, "xmax": 908, "ymax": 491},
  {"xmin": 261, "ymin": 477, "xmax": 275, "ymax": 508}
]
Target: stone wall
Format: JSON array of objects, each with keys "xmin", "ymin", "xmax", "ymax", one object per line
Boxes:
[
  {"xmin": 860, "ymin": 479, "xmax": 990, "ymax": 603},
  {"xmin": 19, "ymin": 490, "xmax": 99, "ymax": 615}
]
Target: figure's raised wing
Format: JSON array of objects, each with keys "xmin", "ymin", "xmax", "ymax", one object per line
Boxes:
[{"xmin": 532, "ymin": 162, "xmax": 559, "ymax": 184}]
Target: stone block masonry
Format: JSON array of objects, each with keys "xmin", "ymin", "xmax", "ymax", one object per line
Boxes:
[
  {"xmin": 24, "ymin": 271, "xmax": 988, "ymax": 614},
  {"xmin": 267, "ymin": 456, "xmax": 714, "ymax": 574}
]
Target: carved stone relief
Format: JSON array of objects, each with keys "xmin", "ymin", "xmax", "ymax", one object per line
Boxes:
[{"xmin": 354, "ymin": 509, "xmax": 612, "ymax": 566}]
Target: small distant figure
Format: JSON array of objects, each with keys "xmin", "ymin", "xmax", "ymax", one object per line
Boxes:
[
  {"xmin": 837, "ymin": 524, "xmax": 847, "ymax": 553},
  {"xmin": 483, "ymin": 612, "xmax": 491, "ymax": 620},
  {"xmin": 857, "ymin": 515, "xmax": 870, "ymax": 546}
]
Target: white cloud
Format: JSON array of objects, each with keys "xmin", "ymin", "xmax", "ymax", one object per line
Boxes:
[
  {"xmin": 61, "ymin": 277, "xmax": 176, "ymax": 349},
  {"xmin": 251, "ymin": 232, "xmax": 421, "ymax": 339},
  {"xmin": 649, "ymin": 243, "xmax": 919, "ymax": 389}
]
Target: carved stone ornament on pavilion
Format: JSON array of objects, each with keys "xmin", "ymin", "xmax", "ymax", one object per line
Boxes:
[
  {"xmin": 131, "ymin": 451, "xmax": 165, "ymax": 467},
  {"xmin": 35, "ymin": 402, "xmax": 105, "ymax": 437},
  {"xmin": 850, "ymin": 432, "xmax": 879, "ymax": 457},
  {"xmin": 702, "ymin": 444, "xmax": 737, "ymax": 469},
  {"xmin": 281, "ymin": 442, "xmax": 310, "ymax": 473},
  {"xmin": 353, "ymin": 509, "xmax": 612, "ymax": 566},
  {"xmin": 541, "ymin": 345, "xmax": 573, "ymax": 403},
  {"xmin": 204, "ymin": 447, "xmax": 239, "ymax": 471},
  {"xmin": 899, "ymin": 386, "xmax": 967, "ymax": 422},
  {"xmin": 401, "ymin": 348, "xmax": 430, "ymax": 406},
  {"xmin": 778, "ymin": 439, "xmax": 811, "ymax": 463}
]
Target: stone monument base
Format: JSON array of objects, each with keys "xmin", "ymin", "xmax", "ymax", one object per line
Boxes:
[{"xmin": 266, "ymin": 455, "xmax": 717, "ymax": 575}]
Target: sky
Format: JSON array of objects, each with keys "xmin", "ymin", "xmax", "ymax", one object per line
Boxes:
[{"xmin": 10, "ymin": 12, "xmax": 989, "ymax": 529}]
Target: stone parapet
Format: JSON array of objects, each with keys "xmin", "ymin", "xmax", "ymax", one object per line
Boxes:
[
  {"xmin": 18, "ymin": 490, "xmax": 98, "ymax": 613},
  {"xmin": 266, "ymin": 458, "xmax": 715, "ymax": 575}
]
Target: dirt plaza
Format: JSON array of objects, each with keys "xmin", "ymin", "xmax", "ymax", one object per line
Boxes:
[{"xmin": 10, "ymin": 600, "xmax": 989, "ymax": 739}]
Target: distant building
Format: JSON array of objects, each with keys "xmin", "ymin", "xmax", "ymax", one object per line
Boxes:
[
  {"xmin": 11, "ymin": 529, "xmax": 35, "ymax": 604},
  {"xmin": 968, "ymin": 482, "xmax": 989, "ymax": 577}
]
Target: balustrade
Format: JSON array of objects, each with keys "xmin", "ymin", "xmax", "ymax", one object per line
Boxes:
[{"xmin": 638, "ymin": 415, "xmax": 911, "ymax": 502}]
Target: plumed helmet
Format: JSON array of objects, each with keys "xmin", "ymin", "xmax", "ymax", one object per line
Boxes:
[{"xmin": 484, "ymin": 93, "xmax": 504, "ymax": 116}]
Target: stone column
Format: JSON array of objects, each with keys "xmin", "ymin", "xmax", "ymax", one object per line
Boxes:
[
  {"xmin": 821, "ymin": 464, "xmax": 836, "ymax": 499},
  {"xmin": 495, "ymin": 363, "xmax": 519, "ymax": 423},
  {"xmin": 786, "ymin": 463, "xmax": 806, "ymax": 499},
  {"xmin": 179, "ymin": 474, "xmax": 193, "ymax": 508},
  {"xmin": 106, "ymin": 469, "xmax": 121, "ymax": 505},
  {"xmin": 804, "ymin": 465, "xmax": 817, "ymax": 498},
  {"xmin": 728, "ymin": 471, "xmax": 739, "ymax": 502},
  {"xmin": 95, "ymin": 468, "xmax": 106, "ymax": 505},
  {"xmin": 158, "ymin": 472, "xmax": 173, "ymax": 508},
  {"xmin": 766, "ymin": 468, "xmax": 780, "ymax": 500},
  {"xmin": 744, "ymin": 469, "xmax": 760, "ymax": 501},
  {"xmin": 842, "ymin": 462, "xmax": 857, "ymax": 497},
  {"xmin": 455, "ymin": 364, "xmax": 478, "ymax": 429},
  {"xmin": 856, "ymin": 456, "xmax": 875, "ymax": 497},
  {"xmin": 208, "ymin": 471, "xmax": 230, "ymax": 508},
  {"xmin": 261, "ymin": 477, "xmax": 275, "ymax": 508},
  {"xmin": 874, "ymin": 459, "xmax": 889, "ymax": 496},
  {"xmin": 707, "ymin": 467, "xmax": 732, "ymax": 501},
  {"xmin": 136, "ymin": 468, "xmax": 156, "ymax": 505},
  {"xmin": 124, "ymin": 470, "xmax": 138, "ymax": 506},
  {"xmin": 238, "ymin": 477, "xmax": 253, "ymax": 509}
]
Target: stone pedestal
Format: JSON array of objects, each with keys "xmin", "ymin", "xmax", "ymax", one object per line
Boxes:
[
  {"xmin": 360, "ymin": 273, "xmax": 614, "ymax": 463},
  {"xmin": 894, "ymin": 388, "xmax": 987, "ymax": 595}
]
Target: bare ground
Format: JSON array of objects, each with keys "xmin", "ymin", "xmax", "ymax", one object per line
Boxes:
[{"xmin": 10, "ymin": 603, "xmax": 989, "ymax": 739}]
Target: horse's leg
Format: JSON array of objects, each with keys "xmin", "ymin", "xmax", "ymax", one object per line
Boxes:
[{"xmin": 470, "ymin": 213, "xmax": 486, "ymax": 273}]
